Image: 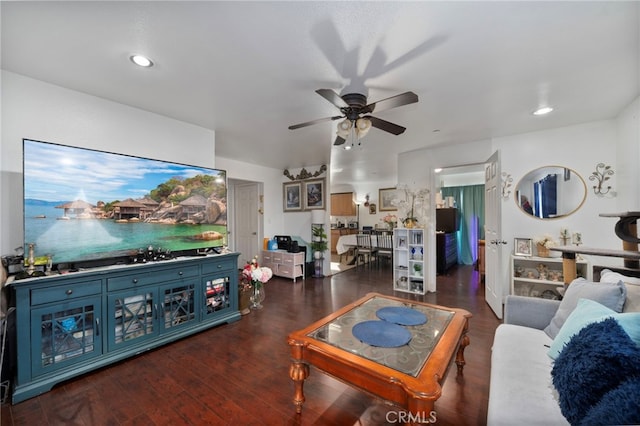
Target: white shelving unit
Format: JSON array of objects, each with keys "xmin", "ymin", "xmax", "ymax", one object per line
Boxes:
[
  {"xmin": 511, "ymin": 254, "xmax": 590, "ymax": 299},
  {"xmin": 393, "ymin": 228, "xmax": 426, "ymax": 294}
]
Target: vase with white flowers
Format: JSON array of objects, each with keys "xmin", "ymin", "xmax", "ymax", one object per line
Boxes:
[
  {"xmin": 241, "ymin": 256, "xmax": 273, "ymax": 309},
  {"xmin": 392, "ymin": 186, "xmax": 429, "ymax": 228}
]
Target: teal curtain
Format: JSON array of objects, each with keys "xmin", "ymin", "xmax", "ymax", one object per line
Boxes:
[{"xmin": 441, "ymin": 185, "xmax": 485, "ymax": 265}]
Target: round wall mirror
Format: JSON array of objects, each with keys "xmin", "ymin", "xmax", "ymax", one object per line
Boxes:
[{"xmin": 515, "ymin": 166, "xmax": 586, "ymax": 219}]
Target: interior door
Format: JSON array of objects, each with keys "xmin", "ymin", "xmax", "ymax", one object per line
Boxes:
[
  {"xmin": 484, "ymin": 151, "xmax": 504, "ymax": 319},
  {"xmin": 234, "ymin": 183, "xmax": 260, "ymax": 269}
]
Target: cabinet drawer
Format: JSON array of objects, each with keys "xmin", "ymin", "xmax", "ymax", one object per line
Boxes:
[
  {"xmin": 201, "ymin": 258, "xmax": 235, "ymax": 274},
  {"xmin": 107, "ymin": 265, "xmax": 199, "ymax": 292},
  {"xmin": 31, "ymin": 280, "xmax": 102, "ymax": 305},
  {"xmin": 282, "ymin": 253, "xmax": 303, "ymax": 264},
  {"xmin": 262, "ymin": 252, "xmax": 273, "ymax": 263},
  {"xmin": 277, "ymin": 264, "xmax": 295, "ymax": 278}
]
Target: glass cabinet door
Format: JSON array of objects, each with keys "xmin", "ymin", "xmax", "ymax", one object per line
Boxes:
[
  {"xmin": 31, "ymin": 297, "xmax": 102, "ymax": 377},
  {"xmin": 108, "ymin": 289, "xmax": 156, "ymax": 351},
  {"xmin": 159, "ymin": 282, "xmax": 196, "ymax": 333},
  {"xmin": 202, "ymin": 276, "xmax": 231, "ymax": 320}
]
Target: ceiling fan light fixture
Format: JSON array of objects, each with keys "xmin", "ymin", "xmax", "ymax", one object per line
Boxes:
[
  {"xmin": 336, "ymin": 119, "xmax": 352, "ymax": 139},
  {"xmin": 355, "ymin": 118, "xmax": 372, "ymax": 138},
  {"xmin": 338, "ymin": 119, "xmax": 352, "ymax": 131}
]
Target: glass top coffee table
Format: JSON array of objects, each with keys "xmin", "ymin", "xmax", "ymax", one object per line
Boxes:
[{"xmin": 287, "ymin": 292, "xmax": 471, "ymax": 419}]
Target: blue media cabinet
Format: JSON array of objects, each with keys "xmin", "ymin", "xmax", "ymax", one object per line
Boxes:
[{"xmin": 9, "ymin": 253, "xmax": 240, "ymax": 403}]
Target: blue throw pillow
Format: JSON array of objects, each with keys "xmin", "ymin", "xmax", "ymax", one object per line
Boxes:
[
  {"xmin": 548, "ymin": 298, "xmax": 640, "ymax": 359},
  {"xmin": 580, "ymin": 377, "xmax": 640, "ymax": 426},
  {"xmin": 551, "ymin": 318, "xmax": 640, "ymax": 426}
]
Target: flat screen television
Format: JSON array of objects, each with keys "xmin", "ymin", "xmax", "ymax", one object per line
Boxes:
[{"xmin": 23, "ymin": 139, "xmax": 228, "ymax": 267}]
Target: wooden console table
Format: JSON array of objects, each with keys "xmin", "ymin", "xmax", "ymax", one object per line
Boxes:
[
  {"xmin": 599, "ymin": 211, "xmax": 640, "ymax": 268},
  {"xmin": 551, "ymin": 211, "xmax": 640, "ymax": 285},
  {"xmin": 549, "ymin": 246, "xmax": 640, "ymax": 284}
]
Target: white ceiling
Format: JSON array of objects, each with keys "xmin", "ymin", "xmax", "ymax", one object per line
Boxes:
[{"xmin": 2, "ymin": 2, "xmax": 638, "ymax": 188}]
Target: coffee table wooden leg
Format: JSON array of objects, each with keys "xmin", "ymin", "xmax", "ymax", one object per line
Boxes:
[
  {"xmin": 288, "ymin": 342, "xmax": 310, "ymax": 414},
  {"xmin": 289, "ymin": 360, "xmax": 309, "ymax": 413},
  {"xmin": 455, "ymin": 333, "xmax": 470, "ymax": 373}
]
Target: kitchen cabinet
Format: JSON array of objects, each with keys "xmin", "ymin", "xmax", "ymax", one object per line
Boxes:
[
  {"xmin": 10, "ymin": 253, "xmax": 239, "ymax": 403},
  {"xmin": 331, "ymin": 192, "xmax": 356, "ymax": 216}
]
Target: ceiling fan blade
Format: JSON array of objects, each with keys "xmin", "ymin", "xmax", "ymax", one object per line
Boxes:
[
  {"xmin": 333, "ymin": 136, "xmax": 346, "ymax": 146},
  {"xmin": 316, "ymin": 89, "xmax": 350, "ymax": 109},
  {"xmin": 363, "ymin": 91, "xmax": 418, "ymax": 114},
  {"xmin": 367, "ymin": 116, "xmax": 406, "ymax": 135},
  {"xmin": 288, "ymin": 115, "xmax": 343, "ymax": 130}
]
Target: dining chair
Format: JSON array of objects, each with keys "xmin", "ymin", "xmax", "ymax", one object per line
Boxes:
[
  {"xmin": 376, "ymin": 231, "xmax": 393, "ymax": 267},
  {"xmin": 355, "ymin": 233, "xmax": 378, "ymax": 267}
]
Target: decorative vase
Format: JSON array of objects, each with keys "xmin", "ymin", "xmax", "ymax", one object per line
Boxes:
[
  {"xmin": 238, "ymin": 289, "xmax": 252, "ymax": 315},
  {"xmin": 404, "ymin": 218, "xmax": 417, "ymax": 228},
  {"xmin": 537, "ymin": 244, "xmax": 550, "ymax": 258},
  {"xmin": 250, "ymin": 282, "xmax": 265, "ymax": 309}
]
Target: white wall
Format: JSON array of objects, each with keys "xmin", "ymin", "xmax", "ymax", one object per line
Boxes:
[
  {"xmin": 0, "ymin": 71, "xmax": 334, "ymax": 275},
  {"xmin": 615, "ymin": 97, "xmax": 640, "ymax": 211},
  {"xmin": 1, "ymin": 71, "xmax": 216, "ymax": 257},
  {"xmin": 216, "ymin": 156, "xmax": 283, "ymax": 239},
  {"xmin": 399, "ymin": 104, "xmax": 639, "ymax": 297},
  {"xmin": 397, "ymin": 140, "xmax": 494, "ymax": 292}
]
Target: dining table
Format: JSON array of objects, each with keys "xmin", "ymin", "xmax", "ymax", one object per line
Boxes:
[{"xmin": 336, "ymin": 233, "xmax": 388, "ymax": 265}]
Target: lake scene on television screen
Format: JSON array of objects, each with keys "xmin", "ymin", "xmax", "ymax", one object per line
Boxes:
[{"xmin": 23, "ymin": 140, "xmax": 227, "ymax": 264}]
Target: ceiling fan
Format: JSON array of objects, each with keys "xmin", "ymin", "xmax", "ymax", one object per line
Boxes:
[{"xmin": 288, "ymin": 89, "xmax": 419, "ymax": 146}]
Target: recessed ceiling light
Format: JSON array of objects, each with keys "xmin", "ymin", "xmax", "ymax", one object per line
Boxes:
[
  {"xmin": 130, "ymin": 55, "xmax": 154, "ymax": 68},
  {"xmin": 533, "ymin": 106, "xmax": 553, "ymax": 116}
]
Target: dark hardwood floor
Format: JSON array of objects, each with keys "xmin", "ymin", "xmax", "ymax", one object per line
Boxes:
[{"xmin": 2, "ymin": 263, "xmax": 501, "ymax": 425}]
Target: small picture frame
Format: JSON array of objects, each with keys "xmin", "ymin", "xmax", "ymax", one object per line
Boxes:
[
  {"xmin": 379, "ymin": 187, "xmax": 397, "ymax": 211},
  {"xmin": 514, "ymin": 238, "xmax": 533, "ymax": 256},
  {"xmin": 283, "ymin": 182, "xmax": 302, "ymax": 212},
  {"xmin": 304, "ymin": 178, "xmax": 325, "ymax": 210},
  {"xmin": 369, "ymin": 203, "xmax": 376, "ymax": 214}
]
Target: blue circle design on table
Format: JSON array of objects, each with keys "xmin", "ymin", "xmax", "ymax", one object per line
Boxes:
[
  {"xmin": 376, "ymin": 306, "xmax": 428, "ymax": 326},
  {"xmin": 352, "ymin": 320, "xmax": 412, "ymax": 347}
]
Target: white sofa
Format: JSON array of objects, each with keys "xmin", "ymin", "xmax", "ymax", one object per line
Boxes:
[{"xmin": 487, "ymin": 268, "xmax": 640, "ymax": 426}]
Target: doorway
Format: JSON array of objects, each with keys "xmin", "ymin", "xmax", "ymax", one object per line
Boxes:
[
  {"xmin": 436, "ymin": 164, "xmax": 486, "ymax": 269},
  {"xmin": 229, "ymin": 179, "xmax": 263, "ymax": 269}
]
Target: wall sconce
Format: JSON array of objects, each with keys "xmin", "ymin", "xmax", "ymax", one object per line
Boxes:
[
  {"xmin": 501, "ymin": 172, "xmax": 513, "ymax": 199},
  {"xmin": 589, "ymin": 163, "xmax": 615, "ymax": 196}
]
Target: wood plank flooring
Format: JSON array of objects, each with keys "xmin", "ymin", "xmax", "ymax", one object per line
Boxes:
[{"xmin": 1, "ymin": 263, "xmax": 501, "ymax": 425}]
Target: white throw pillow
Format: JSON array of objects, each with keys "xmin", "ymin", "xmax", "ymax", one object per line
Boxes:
[
  {"xmin": 543, "ymin": 278, "xmax": 626, "ymax": 339},
  {"xmin": 600, "ymin": 269, "xmax": 640, "ymax": 313}
]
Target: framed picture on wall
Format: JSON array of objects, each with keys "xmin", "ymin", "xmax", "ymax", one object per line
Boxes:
[
  {"xmin": 283, "ymin": 182, "xmax": 302, "ymax": 212},
  {"xmin": 369, "ymin": 203, "xmax": 377, "ymax": 214},
  {"xmin": 379, "ymin": 187, "xmax": 397, "ymax": 211},
  {"xmin": 304, "ymin": 178, "xmax": 325, "ymax": 210},
  {"xmin": 514, "ymin": 238, "xmax": 532, "ymax": 256}
]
